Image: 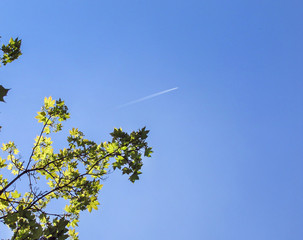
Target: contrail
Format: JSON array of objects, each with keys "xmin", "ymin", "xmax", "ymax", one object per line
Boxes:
[{"xmin": 118, "ymin": 87, "xmax": 178, "ymax": 108}]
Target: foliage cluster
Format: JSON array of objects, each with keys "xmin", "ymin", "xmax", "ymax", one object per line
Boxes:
[
  {"xmin": 0, "ymin": 97, "xmax": 152, "ymax": 239},
  {"xmin": 0, "ymin": 36, "xmax": 152, "ymax": 239}
]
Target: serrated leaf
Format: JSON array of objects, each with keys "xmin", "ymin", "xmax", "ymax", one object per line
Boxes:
[{"xmin": 0, "ymin": 85, "xmax": 9, "ymax": 102}]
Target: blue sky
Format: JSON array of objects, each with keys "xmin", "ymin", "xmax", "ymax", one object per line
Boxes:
[{"xmin": 1, "ymin": 0, "xmax": 303, "ymax": 239}]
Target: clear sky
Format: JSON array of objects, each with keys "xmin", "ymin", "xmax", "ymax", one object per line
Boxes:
[{"xmin": 1, "ymin": 0, "xmax": 303, "ymax": 239}]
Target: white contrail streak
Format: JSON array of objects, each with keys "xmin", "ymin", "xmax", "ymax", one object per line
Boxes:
[{"xmin": 118, "ymin": 87, "xmax": 178, "ymax": 108}]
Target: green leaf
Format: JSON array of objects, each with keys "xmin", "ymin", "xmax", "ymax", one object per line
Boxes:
[
  {"xmin": 0, "ymin": 85, "xmax": 9, "ymax": 102},
  {"xmin": 1, "ymin": 37, "xmax": 22, "ymax": 66},
  {"xmin": 11, "ymin": 190, "xmax": 21, "ymax": 198}
]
